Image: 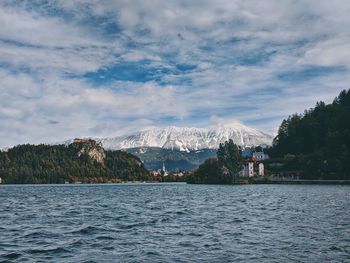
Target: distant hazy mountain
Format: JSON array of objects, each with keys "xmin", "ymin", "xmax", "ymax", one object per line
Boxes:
[
  {"xmin": 125, "ymin": 147, "xmax": 218, "ymax": 171},
  {"xmin": 99, "ymin": 124, "xmax": 274, "ymax": 151}
]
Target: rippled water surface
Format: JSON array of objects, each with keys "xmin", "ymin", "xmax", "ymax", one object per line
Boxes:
[{"xmin": 0, "ymin": 183, "xmax": 349, "ymax": 262}]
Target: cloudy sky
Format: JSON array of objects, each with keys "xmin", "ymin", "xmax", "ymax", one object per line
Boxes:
[{"xmin": 1, "ymin": 0, "xmax": 350, "ymax": 147}]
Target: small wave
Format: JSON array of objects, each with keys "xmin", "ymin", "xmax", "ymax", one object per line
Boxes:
[
  {"xmin": 3, "ymin": 252, "xmax": 22, "ymax": 260},
  {"xmin": 175, "ymin": 210, "xmax": 188, "ymax": 215},
  {"xmin": 23, "ymin": 231, "xmax": 59, "ymax": 239},
  {"xmin": 27, "ymin": 247, "xmax": 69, "ymax": 255},
  {"xmin": 145, "ymin": 251, "xmax": 161, "ymax": 256},
  {"xmin": 96, "ymin": 235, "xmax": 115, "ymax": 241},
  {"xmin": 231, "ymin": 218, "xmax": 244, "ymax": 223},
  {"xmin": 71, "ymin": 226, "xmax": 99, "ymax": 235},
  {"xmin": 120, "ymin": 222, "xmax": 146, "ymax": 230},
  {"xmin": 168, "ymin": 231, "xmax": 184, "ymax": 236},
  {"xmin": 160, "ymin": 217, "xmax": 171, "ymax": 222},
  {"xmin": 69, "ymin": 239, "xmax": 86, "ymax": 246},
  {"xmin": 147, "ymin": 219, "xmax": 158, "ymax": 224},
  {"xmin": 102, "ymin": 246, "xmax": 115, "ymax": 251},
  {"xmin": 330, "ymin": 246, "xmax": 343, "ymax": 252},
  {"xmin": 188, "ymin": 232, "xmax": 203, "ymax": 237}
]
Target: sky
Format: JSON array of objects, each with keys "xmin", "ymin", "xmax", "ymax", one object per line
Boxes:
[{"xmin": 1, "ymin": 0, "xmax": 350, "ymax": 147}]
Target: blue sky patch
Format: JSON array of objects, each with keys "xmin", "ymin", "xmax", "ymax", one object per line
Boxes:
[
  {"xmin": 84, "ymin": 61, "xmax": 173, "ymax": 84},
  {"xmin": 278, "ymin": 66, "xmax": 347, "ymax": 82}
]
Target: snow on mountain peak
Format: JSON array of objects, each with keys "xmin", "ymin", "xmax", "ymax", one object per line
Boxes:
[{"xmin": 99, "ymin": 124, "xmax": 274, "ymax": 151}]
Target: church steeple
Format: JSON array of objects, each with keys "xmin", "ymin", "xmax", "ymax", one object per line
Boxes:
[{"xmin": 162, "ymin": 162, "xmax": 168, "ymax": 176}]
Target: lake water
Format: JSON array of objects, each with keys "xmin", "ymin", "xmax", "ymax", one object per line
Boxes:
[{"xmin": 0, "ymin": 183, "xmax": 349, "ymax": 262}]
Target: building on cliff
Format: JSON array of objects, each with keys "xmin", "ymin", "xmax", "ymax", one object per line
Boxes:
[{"xmin": 74, "ymin": 138, "xmax": 97, "ymax": 144}]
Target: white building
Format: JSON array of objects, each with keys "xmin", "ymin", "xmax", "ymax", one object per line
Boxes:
[
  {"xmin": 239, "ymin": 162, "xmax": 254, "ymax": 177},
  {"xmin": 238, "ymin": 161, "xmax": 264, "ymax": 178},
  {"xmin": 259, "ymin": 163, "xmax": 264, "ymax": 176},
  {"xmin": 239, "ymin": 164, "xmax": 248, "ymax": 177},
  {"xmin": 248, "ymin": 162, "xmax": 254, "ymax": 177}
]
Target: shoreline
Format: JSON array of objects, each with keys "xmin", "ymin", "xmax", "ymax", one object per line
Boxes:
[
  {"xmin": 1, "ymin": 180, "xmax": 350, "ymax": 185},
  {"xmin": 0, "ymin": 182, "xmax": 187, "ymax": 186},
  {"xmin": 252, "ymin": 180, "xmax": 350, "ymax": 185}
]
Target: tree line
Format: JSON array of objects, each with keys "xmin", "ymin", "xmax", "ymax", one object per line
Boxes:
[
  {"xmin": 267, "ymin": 89, "xmax": 350, "ymax": 179},
  {"xmin": 0, "ymin": 143, "xmax": 150, "ymax": 184}
]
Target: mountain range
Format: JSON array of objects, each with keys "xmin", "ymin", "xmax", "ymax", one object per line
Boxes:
[
  {"xmin": 99, "ymin": 124, "xmax": 273, "ymax": 152},
  {"xmin": 96, "ymin": 124, "xmax": 273, "ymax": 171}
]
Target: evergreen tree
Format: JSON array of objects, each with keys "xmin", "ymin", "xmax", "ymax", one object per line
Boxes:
[
  {"xmin": 268, "ymin": 89, "xmax": 350, "ymax": 179},
  {"xmin": 217, "ymin": 139, "xmax": 243, "ymax": 181}
]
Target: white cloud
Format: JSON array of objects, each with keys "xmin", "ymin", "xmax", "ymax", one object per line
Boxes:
[{"xmin": 0, "ymin": 0, "xmax": 350, "ymax": 147}]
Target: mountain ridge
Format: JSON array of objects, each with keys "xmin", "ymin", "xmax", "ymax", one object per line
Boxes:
[
  {"xmin": 99, "ymin": 124, "xmax": 274, "ymax": 151},
  {"xmin": 0, "ymin": 124, "xmax": 273, "ymax": 152}
]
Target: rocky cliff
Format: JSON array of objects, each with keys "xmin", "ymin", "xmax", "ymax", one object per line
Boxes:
[{"xmin": 75, "ymin": 139, "xmax": 105, "ymax": 164}]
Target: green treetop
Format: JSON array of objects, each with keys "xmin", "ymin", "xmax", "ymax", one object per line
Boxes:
[{"xmin": 217, "ymin": 139, "xmax": 243, "ymax": 179}]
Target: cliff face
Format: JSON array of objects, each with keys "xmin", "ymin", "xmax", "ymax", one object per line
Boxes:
[
  {"xmin": 86, "ymin": 147, "xmax": 105, "ymax": 164},
  {"xmin": 76, "ymin": 139, "xmax": 105, "ymax": 164}
]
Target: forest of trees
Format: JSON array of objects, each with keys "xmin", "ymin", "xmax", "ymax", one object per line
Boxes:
[
  {"xmin": 267, "ymin": 89, "xmax": 350, "ymax": 180},
  {"xmin": 187, "ymin": 139, "xmax": 243, "ymax": 184},
  {"xmin": 0, "ymin": 142, "xmax": 150, "ymax": 184}
]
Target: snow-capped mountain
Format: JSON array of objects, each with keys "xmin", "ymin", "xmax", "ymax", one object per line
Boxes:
[{"xmin": 99, "ymin": 124, "xmax": 274, "ymax": 151}]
